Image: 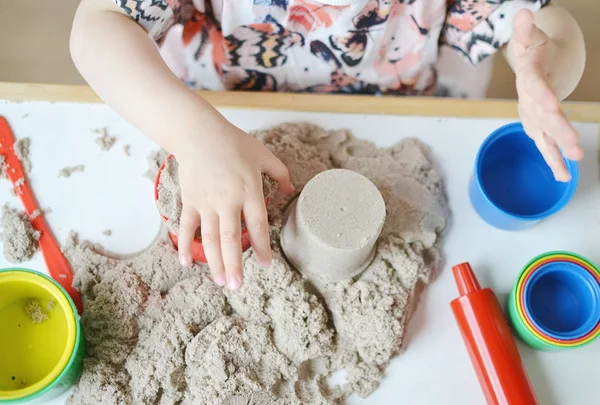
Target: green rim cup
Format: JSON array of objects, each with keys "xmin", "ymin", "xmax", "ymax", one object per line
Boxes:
[
  {"xmin": 0, "ymin": 268, "xmax": 85, "ymax": 404},
  {"xmin": 508, "ymin": 252, "xmax": 600, "ymax": 350}
]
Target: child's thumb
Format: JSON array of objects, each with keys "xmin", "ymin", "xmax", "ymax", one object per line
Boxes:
[
  {"xmin": 512, "ymin": 9, "xmax": 548, "ymax": 48},
  {"xmin": 262, "ymin": 153, "xmax": 294, "ymax": 194}
]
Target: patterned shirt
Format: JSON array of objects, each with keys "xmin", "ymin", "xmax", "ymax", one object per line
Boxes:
[{"xmin": 114, "ymin": 0, "xmax": 549, "ymax": 95}]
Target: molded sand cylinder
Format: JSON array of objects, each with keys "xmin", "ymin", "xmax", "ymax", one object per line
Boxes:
[{"xmin": 280, "ymin": 169, "xmax": 386, "ymax": 282}]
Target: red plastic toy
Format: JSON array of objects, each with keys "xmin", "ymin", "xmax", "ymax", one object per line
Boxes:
[
  {"xmin": 451, "ymin": 262, "xmax": 538, "ymax": 405},
  {"xmin": 0, "ymin": 116, "xmax": 83, "ymax": 314}
]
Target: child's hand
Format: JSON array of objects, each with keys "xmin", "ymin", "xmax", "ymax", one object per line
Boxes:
[
  {"xmin": 174, "ymin": 118, "xmax": 294, "ymax": 290},
  {"xmin": 511, "ymin": 9, "xmax": 584, "ymax": 181}
]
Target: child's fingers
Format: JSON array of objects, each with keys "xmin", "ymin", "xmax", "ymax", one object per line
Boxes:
[
  {"xmin": 263, "ymin": 152, "xmax": 294, "ymax": 194},
  {"xmin": 200, "ymin": 212, "xmax": 226, "ymax": 286},
  {"xmin": 178, "ymin": 205, "xmax": 201, "ymax": 267},
  {"xmin": 535, "ymin": 135, "xmax": 571, "ymax": 182},
  {"xmin": 218, "ymin": 208, "xmax": 243, "ymax": 290},
  {"xmin": 543, "ymin": 111, "xmax": 584, "ymax": 161},
  {"xmin": 243, "ymin": 191, "xmax": 272, "ymax": 268},
  {"xmin": 512, "ymin": 9, "xmax": 548, "ymax": 49}
]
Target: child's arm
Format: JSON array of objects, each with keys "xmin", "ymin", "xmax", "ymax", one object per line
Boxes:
[
  {"xmin": 71, "ymin": 0, "xmax": 293, "ymax": 289},
  {"xmin": 504, "ymin": 5, "xmax": 585, "ymax": 181}
]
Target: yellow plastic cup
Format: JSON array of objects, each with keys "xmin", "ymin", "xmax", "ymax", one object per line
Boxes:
[{"xmin": 0, "ymin": 268, "xmax": 85, "ymax": 404}]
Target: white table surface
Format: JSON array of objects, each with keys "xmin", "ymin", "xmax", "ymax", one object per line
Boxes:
[{"xmin": 1, "ymin": 100, "xmax": 599, "ymax": 405}]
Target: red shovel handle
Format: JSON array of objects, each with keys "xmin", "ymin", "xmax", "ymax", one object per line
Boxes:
[{"xmin": 0, "ymin": 116, "xmax": 83, "ymax": 313}]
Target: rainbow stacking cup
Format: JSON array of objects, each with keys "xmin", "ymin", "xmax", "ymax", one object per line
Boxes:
[
  {"xmin": 508, "ymin": 252, "xmax": 600, "ymax": 350},
  {"xmin": 0, "ymin": 269, "xmax": 85, "ymax": 404},
  {"xmin": 470, "ymin": 123, "xmax": 578, "ymax": 230}
]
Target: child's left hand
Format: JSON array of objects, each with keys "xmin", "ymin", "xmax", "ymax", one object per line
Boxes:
[{"xmin": 511, "ymin": 9, "xmax": 584, "ymax": 182}]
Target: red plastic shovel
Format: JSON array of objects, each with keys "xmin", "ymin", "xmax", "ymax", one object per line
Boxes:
[{"xmin": 0, "ymin": 116, "xmax": 83, "ymax": 314}]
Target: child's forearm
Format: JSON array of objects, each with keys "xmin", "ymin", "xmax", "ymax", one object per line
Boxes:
[
  {"xmin": 504, "ymin": 4, "xmax": 586, "ymax": 101},
  {"xmin": 70, "ymin": 0, "xmax": 225, "ymax": 152}
]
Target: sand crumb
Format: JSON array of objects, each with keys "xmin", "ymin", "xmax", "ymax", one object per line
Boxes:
[
  {"xmin": 14, "ymin": 138, "xmax": 32, "ymax": 173},
  {"xmin": 25, "ymin": 299, "xmax": 49, "ymax": 324},
  {"xmin": 102, "ymin": 230, "xmax": 112, "ymax": 237},
  {"xmin": 30, "ymin": 208, "xmax": 51, "ymax": 218},
  {"xmin": 123, "ymin": 144, "xmax": 131, "ymax": 156},
  {"xmin": 0, "ymin": 155, "xmax": 5, "ymax": 180},
  {"xmin": 0, "ymin": 205, "xmax": 40, "ymax": 263},
  {"xmin": 94, "ymin": 128, "xmax": 116, "ymax": 151},
  {"xmin": 66, "ymin": 123, "xmax": 448, "ymax": 405},
  {"xmin": 21, "ymin": 113, "xmax": 29, "ymax": 119},
  {"xmin": 47, "ymin": 300, "xmax": 56, "ymax": 311},
  {"xmin": 58, "ymin": 165, "xmax": 85, "ymax": 178},
  {"xmin": 14, "ymin": 177, "xmax": 24, "ymax": 187},
  {"xmin": 144, "ymin": 149, "xmax": 169, "ymax": 181}
]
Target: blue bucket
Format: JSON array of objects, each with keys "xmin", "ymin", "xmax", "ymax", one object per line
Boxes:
[{"xmin": 469, "ymin": 122, "xmax": 578, "ymax": 230}]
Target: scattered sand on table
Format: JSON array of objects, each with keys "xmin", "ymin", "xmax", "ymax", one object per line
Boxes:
[
  {"xmin": 66, "ymin": 123, "xmax": 449, "ymax": 405},
  {"xmin": 0, "ymin": 155, "xmax": 5, "ymax": 180},
  {"xmin": 94, "ymin": 128, "xmax": 117, "ymax": 151},
  {"xmin": 123, "ymin": 144, "xmax": 131, "ymax": 157},
  {"xmin": 14, "ymin": 138, "xmax": 32, "ymax": 173},
  {"xmin": 58, "ymin": 164, "xmax": 85, "ymax": 178},
  {"xmin": 102, "ymin": 230, "xmax": 112, "ymax": 237},
  {"xmin": 1, "ymin": 138, "xmax": 31, "ymax": 180},
  {"xmin": 0, "ymin": 205, "xmax": 40, "ymax": 263}
]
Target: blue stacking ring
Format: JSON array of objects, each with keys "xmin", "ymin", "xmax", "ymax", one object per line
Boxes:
[{"xmin": 523, "ymin": 261, "xmax": 600, "ymax": 340}]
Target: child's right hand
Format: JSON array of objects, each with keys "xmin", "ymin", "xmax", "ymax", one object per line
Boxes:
[
  {"xmin": 173, "ymin": 117, "xmax": 294, "ymax": 290},
  {"xmin": 70, "ymin": 0, "xmax": 294, "ymax": 290}
]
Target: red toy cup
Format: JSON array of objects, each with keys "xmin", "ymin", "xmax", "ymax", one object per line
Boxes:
[{"xmin": 154, "ymin": 154, "xmax": 253, "ymax": 263}]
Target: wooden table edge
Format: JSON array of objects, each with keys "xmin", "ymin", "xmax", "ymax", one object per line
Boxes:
[{"xmin": 1, "ymin": 82, "xmax": 599, "ymax": 123}]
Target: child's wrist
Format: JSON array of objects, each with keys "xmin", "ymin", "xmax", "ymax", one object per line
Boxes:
[{"xmin": 158, "ymin": 94, "xmax": 228, "ymax": 153}]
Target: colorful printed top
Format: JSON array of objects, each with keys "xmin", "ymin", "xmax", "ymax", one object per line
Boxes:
[{"xmin": 114, "ymin": 0, "xmax": 549, "ymax": 95}]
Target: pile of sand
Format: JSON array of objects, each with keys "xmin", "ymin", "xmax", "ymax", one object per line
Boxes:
[
  {"xmin": 65, "ymin": 123, "xmax": 449, "ymax": 404},
  {"xmin": 0, "ymin": 205, "xmax": 39, "ymax": 263}
]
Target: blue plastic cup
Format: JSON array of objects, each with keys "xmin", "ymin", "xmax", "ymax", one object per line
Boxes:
[
  {"xmin": 523, "ymin": 261, "xmax": 600, "ymax": 340},
  {"xmin": 469, "ymin": 122, "xmax": 578, "ymax": 230}
]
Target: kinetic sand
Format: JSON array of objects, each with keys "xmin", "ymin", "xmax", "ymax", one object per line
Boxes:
[
  {"xmin": 61, "ymin": 123, "xmax": 448, "ymax": 404},
  {"xmin": 93, "ymin": 128, "xmax": 117, "ymax": 151},
  {"xmin": 14, "ymin": 137, "xmax": 32, "ymax": 173},
  {"xmin": 58, "ymin": 164, "xmax": 85, "ymax": 178},
  {"xmin": 0, "ymin": 137, "xmax": 31, "ymax": 180},
  {"xmin": 24, "ymin": 299, "xmax": 49, "ymax": 324},
  {"xmin": 281, "ymin": 169, "xmax": 386, "ymax": 282},
  {"xmin": 0, "ymin": 205, "xmax": 40, "ymax": 263}
]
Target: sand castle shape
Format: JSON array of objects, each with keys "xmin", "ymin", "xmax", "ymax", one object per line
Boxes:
[{"xmin": 280, "ymin": 169, "xmax": 386, "ymax": 282}]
